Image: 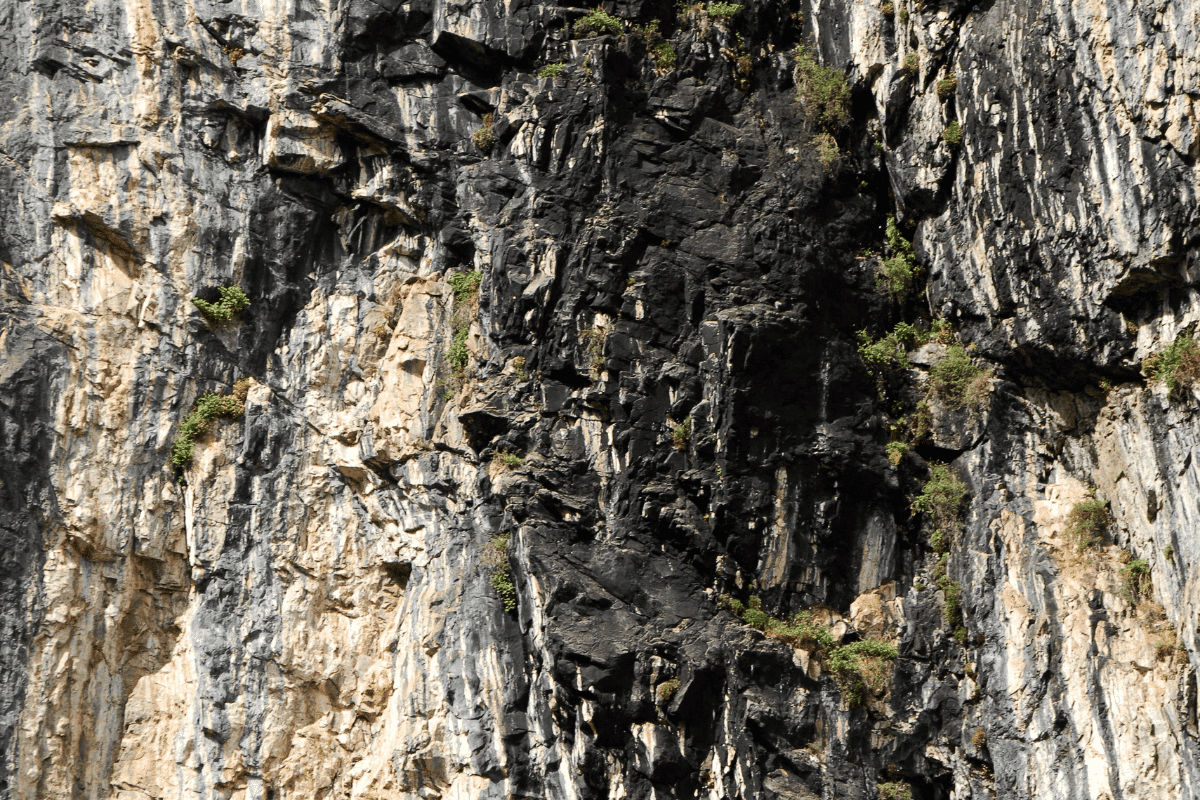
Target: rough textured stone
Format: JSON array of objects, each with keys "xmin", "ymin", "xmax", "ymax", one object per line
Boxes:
[{"xmin": 1, "ymin": 0, "xmax": 1199, "ymax": 799}]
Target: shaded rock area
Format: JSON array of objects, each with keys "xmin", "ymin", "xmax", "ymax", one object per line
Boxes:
[{"xmin": 0, "ymin": 0, "xmax": 1198, "ymax": 799}]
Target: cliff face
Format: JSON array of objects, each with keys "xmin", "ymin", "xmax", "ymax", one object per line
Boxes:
[{"xmin": 1, "ymin": 0, "xmax": 1198, "ymax": 799}]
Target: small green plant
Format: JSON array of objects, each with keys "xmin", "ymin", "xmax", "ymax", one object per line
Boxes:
[
  {"xmin": 899, "ymin": 6, "xmax": 908, "ymax": 21},
  {"xmin": 493, "ymin": 450, "xmax": 524, "ymax": 469},
  {"xmin": 1143, "ymin": 334, "xmax": 1200, "ymax": 394},
  {"xmin": 512, "ymin": 356, "xmax": 529, "ymax": 381},
  {"xmin": 672, "ymin": 417, "xmax": 692, "ymax": 450},
  {"xmin": 929, "ymin": 529, "xmax": 947, "ymax": 554},
  {"xmin": 902, "ymin": 52, "xmax": 919, "ymax": 75},
  {"xmin": 913, "ymin": 463, "xmax": 966, "ymax": 534},
  {"xmin": 1066, "ymin": 498, "xmax": 1110, "ymax": 551},
  {"xmin": 1164, "ymin": 545, "xmax": 1174, "ymax": 561},
  {"xmin": 484, "ymin": 533, "xmax": 518, "ymax": 611},
  {"xmin": 656, "ymin": 678, "xmax": 680, "ymax": 704},
  {"xmin": 936, "ymin": 72, "xmax": 958, "ymax": 100},
  {"xmin": 538, "ymin": 63, "xmax": 565, "ymax": 78},
  {"xmin": 1120, "ymin": 558, "xmax": 1151, "ymax": 605},
  {"xmin": 943, "ymin": 120, "xmax": 962, "ymax": 145},
  {"xmin": 170, "ymin": 379, "xmax": 250, "ymax": 469},
  {"xmin": 472, "ymin": 113, "xmax": 496, "ymax": 152},
  {"xmin": 192, "ymin": 285, "xmax": 250, "ymax": 324},
  {"xmin": 651, "ymin": 42, "xmax": 677, "ymax": 69},
  {"xmin": 886, "ymin": 440, "xmax": 908, "ymax": 466},
  {"xmin": 913, "ymin": 580, "xmax": 925, "ymax": 592},
  {"xmin": 932, "ymin": 553, "xmax": 965, "ymax": 633},
  {"xmin": 876, "ymin": 215, "xmax": 919, "ymax": 296},
  {"xmin": 448, "ymin": 270, "xmax": 483, "ymax": 303},
  {"xmin": 878, "ymin": 782, "xmax": 913, "ymax": 800},
  {"xmin": 880, "ymin": 1, "xmax": 894, "ymax": 13},
  {"xmin": 929, "ymin": 344, "xmax": 991, "ymax": 409},
  {"xmin": 574, "ymin": 7, "xmax": 623, "ymax": 36},
  {"xmin": 705, "ymin": 1, "xmax": 743, "ymax": 18},
  {"xmin": 828, "ymin": 639, "xmax": 899, "ymax": 706},
  {"xmin": 794, "ymin": 44, "xmax": 851, "ymax": 130},
  {"xmin": 856, "ymin": 321, "xmax": 925, "ymax": 372},
  {"xmin": 812, "ymin": 132, "xmax": 840, "ymax": 167}
]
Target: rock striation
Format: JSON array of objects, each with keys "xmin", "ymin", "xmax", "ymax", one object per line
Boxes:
[{"xmin": 0, "ymin": 0, "xmax": 1198, "ymax": 799}]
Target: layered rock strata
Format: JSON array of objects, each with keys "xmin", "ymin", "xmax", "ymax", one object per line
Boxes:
[{"xmin": 0, "ymin": 0, "xmax": 1198, "ymax": 799}]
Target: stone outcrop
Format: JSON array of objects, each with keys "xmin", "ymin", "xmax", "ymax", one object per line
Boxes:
[{"xmin": 1, "ymin": 0, "xmax": 1198, "ymax": 799}]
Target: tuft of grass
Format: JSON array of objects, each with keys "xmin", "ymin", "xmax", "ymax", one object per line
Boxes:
[
  {"xmin": 448, "ymin": 270, "xmax": 483, "ymax": 303},
  {"xmin": 1066, "ymin": 498, "xmax": 1111, "ymax": 551},
  {"xmin": 971, "ymin": 727, "xmax": 987, "ymax": 749},
  {"xmin": 913, "ymin": 463, "xmax": 966, "ymax": 534},
  {"xmin": 857, "ymin": 322, "xmax": 925, "ymax": 372},
  {"xmin": 936, "ymin": 72, "xmax": 958, "ymax": 100},
  {"xmin": 706, "ymin": 1, "xmax": 743, "ymax": 18},
  {"xmin": 446, "ymin": 271, "xmax": 483, "ymax": 376},
  {"xmin": 656, "ymin": 678, "xmax": 680, "ymax": 703},
  {"xmin": 170, "ymin": 379, "xmax": 250, "ymax": 469},
  {"xmin": 1164, "ymin": 545, "xmax": 1174, "ymax": 561},
  {"xmin": 1143, "ymin": 334, "xmax": 1200, "ymax": 394},
  {"xmin": 886, "ymin": 440, "xmax": 908, "ymax": 466},
  {"xmin": 902, "ymin": 52, "xmax": 919, "ymax": 75},
  {"xmin": 928, "ymin": 344, "xmax": 991, "ymax": 409},
  {"xmin": 943, "ymin": 120, "xmax": 962, "ymax": 145},
  {"xmin": 794, "ymin": 44, "xmax": 851, "ymax": 130},
  {"xmin": 828, "ymin": 639, "xmax": 899, "ymax": 706},
  {"xmin": 472, "ymin": 113, "xmax": 496, "ymax": 152},
  {"xmin": 538, "ymin": 62, "xmax": 565, "ymax": 78},
  {"xmin": 878, "ymin": 782, "xmax": 914, "ymax": 800},
  {"xmin": 1120, "ymin": 558, "xmax": 1151, "ymax": 606},
  {"xmin": 193, "ymin": 286, "xmax": 250, "ymax": 324},
  {"xmin": 492, "ymin": 450, "xmax": 524, "ymax": 469},
  {"xmin": 574, "ymin": 7, "xmax": 623, "ymax": 36},
  {"xmin": 813, "ymin": 132, "xmax": 840, "ymax": 167},
  {"xmin": 579, "ymin": 327, "xmax": 606, "ymax": 372}
]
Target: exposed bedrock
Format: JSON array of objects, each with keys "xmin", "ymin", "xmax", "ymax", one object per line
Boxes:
[{"xmin": 0, "ymin": 0, "xmax": 1198, "ymax": 799}]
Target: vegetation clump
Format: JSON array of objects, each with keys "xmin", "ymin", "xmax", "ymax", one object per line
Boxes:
[
  {"xmin": 538, "ymin": 63, "xmax": 565, "ymax": 78},
  {"xmin": 877, "ymin": 215, "xmax": 919, "ymax": 296},
  {"xmin": 794, "ymin": 44, "xmax": 851, "ymax": 130},
  {"xmin": 651, "ymin": 42, "xmax": 677, "ymax": 69},
  {"xmin": 828, "ymin": 639, "xmax": 899, "ymax": 705},
  {"xmin": 933, "ymin": 553, "xmax": 967, "ymax": 643},
  {"xmin": 579, "ymin": 327, "xmax": 606, "ymax": 372},
  {"xmin": 943, "ymin": 120, "xmax": 962, "ymax": 145},
  {"xmin": 878, "ymin": 781, "xmax": 914, "ymax": 800},
  {"xmin": 170, "ymin": 379, "xmax": 250, "ymax": 469},
  {"xmin": 706, "ymin": 2, "xmax": 743, "ymax": 18},
  {"xmin": 936, "ymin": 72, "xmax": 958, "ymax": 100},
  {"xmin": 484, "ymin": 533, "xmax": 518, "ymax": 611},
  {"xmin": 1120, "ymin": 557, "xmax": 1151, "ymax": 606},
  {"xmin": 472, "ymin": 113, "xmax": 496, "ymax": 152},
  {"xmin": 445, "ymin": 270, "xmax": 483, "ymax": 378},
  {"xmin": 913, "ymin": 463, "xmax": 966, "ymax": 534},
  {"xmin": 656, "ymin": 678, "xmax": 680, "ymax": 703},
  {"xmin": 1066, "ymin": 498, "xmax": 1111, "ymax": 551},
  {"xmin": 574, "ymin": 7, "xmax": 623, "ymax": 36},
  {"xmin": 886, "ymin": 440, "xmax": 908, "ymax": 466},
  {"xmin": 971, "ymin": 727, "xmax": 987, "ymax": 749},
  {"xmin": 857, "ymin": 321, "xmax": 926, "ymax": 372},
  {"xmin": 813, "ymin": 132, "xmax": 840, "ymax": 168},
  {"xmin": 193, "ymin": 285, "xmax": 250, "ymax": 324},
  {"xmin": 1143, "ymin": 334, "xmax": 1200, "ymax": 394},
  {"xmin": 493, "ymin": 450, "xmax": 524, "ymax": 469},
  {"xmin": 928, "ymin": 344, "xmax": 991, "ymax": 408},
  {"xmin": 672, "ymin": 417, "xmax": 692, "ymax": 450},
  {"xmin": 902, "ymin": 52, "xmax": 919, "ymax": 75}
]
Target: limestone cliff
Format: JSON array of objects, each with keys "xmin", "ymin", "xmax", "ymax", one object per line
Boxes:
[{"xmin": 0, "ymin": 0, "xmax": 1197, "ymax": 799}]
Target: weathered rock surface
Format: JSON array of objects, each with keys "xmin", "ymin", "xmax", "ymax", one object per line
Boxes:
[{"xmin": 1, "ymin": 0, "xmax": 1198, "ymax": 799}]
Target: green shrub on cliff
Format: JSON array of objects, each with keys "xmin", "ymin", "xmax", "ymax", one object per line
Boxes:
[
  {"xmin": 1143, "ymin": 334, "xmax": 1200, "ymax": 394},
  {"xmin": 878, "ymin": 782, "xmax": 913, "ymax": 800},
  {"xmin": 794, "ymin": 45, "xmax": 850, "ymax": 130},
  {"xmin": 192, "ymin": 285, "xmax": 250, "ymax": 324},
  {"xmin": 1066, "ymin": 498, "xmax": 1110, "ymax": 551},
  {"xmin": 928, "ymin": 344, "xmax": 990, "ymax": 409},
  {"xmin": 913, "ymin": 463, "xmax": 966, "ymax": 533},
  {"xmin": 574, "ymin": 8, "xmax": 623, "ymax": 36},
  {"xmin": 484, "ymin": 533, "xmax": 517, "ymax": 611},
  {"xmin": 171, "ymin": 379, "xmax": 250, "ymax": 469},
  {"xmin": 876, "ymin": 215, "xmax": 919, "ymax": 296}
]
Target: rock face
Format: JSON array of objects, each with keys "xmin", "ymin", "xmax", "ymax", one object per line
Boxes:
[{"xmin": 1, "ymin": 0, "xmax": 1198, "ymax": 799}]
